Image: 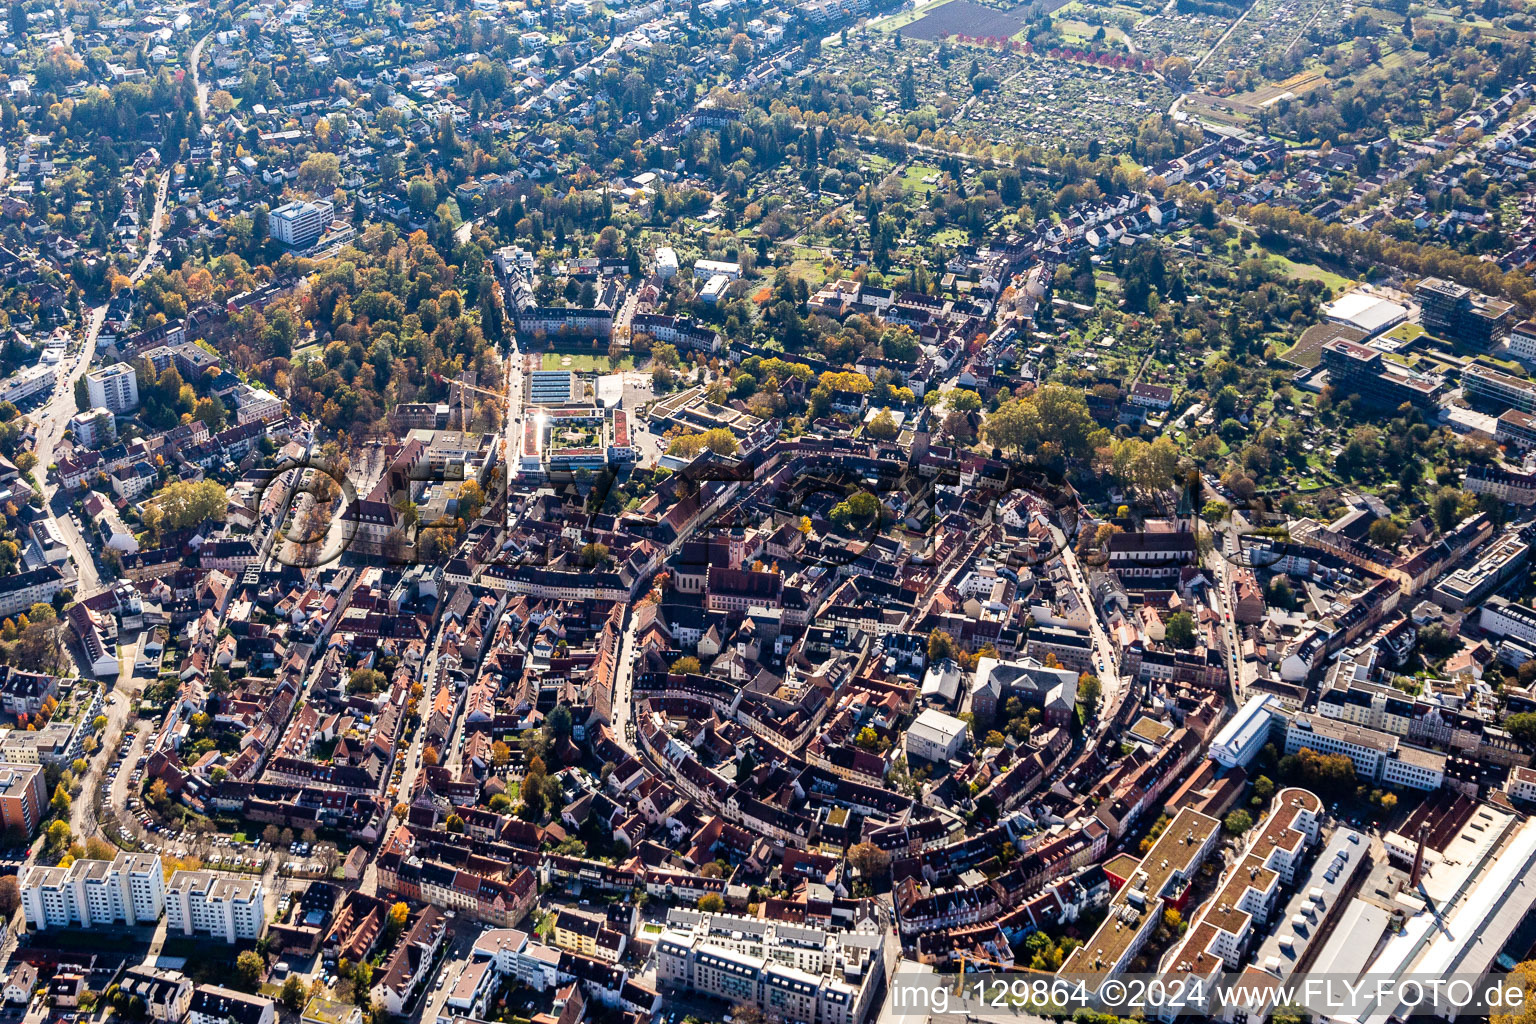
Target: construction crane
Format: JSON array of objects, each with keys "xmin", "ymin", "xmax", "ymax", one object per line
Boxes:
[{"xmin": 430, "ymin": 371, "xmax": 509, "ymax": 402}]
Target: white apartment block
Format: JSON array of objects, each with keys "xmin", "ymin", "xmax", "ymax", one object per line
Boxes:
[
  {"xmin": 0, "ymin": 365, "xmax": 55, "ymax": 406},
  {"xmin": 270, "ymin": 200, "xmax": 335, "ymax": 248},
  {"xmin": 85, "ymin": 362, "xmax": 140, "ymax": 414},
  {"xmin": 1481, "ymin": 596, "xmax": 1536, "ymax": 646},
  {"xmin": 1507, "ymin": 765, "xmax": 1536, "ymax": 803},
  {"xmin": 68, "ymin": 408, "xmax": 116, "ymax": 447},
  {"xmin": 21, "ymin": 852, "xmax": 164, "ymax": 931},
  {"xmin": 655, "ymin": 909, "xmax": 885, "ymax": 1024},
  {"xmin": 165, "ymin": 871, "xmax": 263, "ymax": 942}
]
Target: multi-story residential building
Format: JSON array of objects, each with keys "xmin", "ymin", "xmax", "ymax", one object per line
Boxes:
[
  {"xmin": 1507, "ymin": 765, "xmax": 1536, "ymax": 803},
  {"xmin": 1496, "ymin": 408, "xmax": 1536, "ymax": 449},
  {"xmin": 1464, "ymin": 463, "xmax": 1536, "ymax": 505},
  {"xmin": 68, "ymin": 407, "xmax": 116, "ymax": 447},
  {"xmin": 1509, "ymin": 320, "xmax": 1536, "ymax": 363},
  {"xmin": 629, "ymin": 313, "xmax": 722, "ymax": 353},
  {"xmin": 20, "ymin": 852, "xmax": 165, "ymax": 930},
  {"xmin": 1024, "ymin": 624, "xmax": 1095, "ymax": 673},
  {"xmin": 655, "ymin": 909, "xmax": 885, "ymax": 1024},
  {"xmin": 1479, "ymin": 596, "xmax": 1536, "ymax": 646},
  {"xmin": 514, "ymin": 306, "xmax": 613, "ymax": 339},
  {"xmin": 0, "ymin": 365, "xmax": 55, "ymax": 406},
  {"xmin": 471, "ymin": 929, "xmax": 564, "ymax": 992},
  {"xmin": 119, "ymin": 967, "xmax": 192, "ymax": 1023},
  {"xmin": 0, "ymin": 565, "xmax": 67, "ymax": 618},
  {"xmin": 1062, "ymin": 808, "xmax": 1222, "ymax": 991},
  {"xmin": 165, "ymin": 871, "xmax": 264, "ymax": 942},
  {"xmin": 270, "ymin": 200, "xmax": 335, "ymax": 248},
  {"xmin": 0, "ymin": 763, "xmax": 48, "ymax": 837},
  {"xmin": 551, "ymin": 909, "xmax": 626, "ymax": 963},
  {"xmin": 85, "ymin": 362, "xmax": 140, "ymax": 414},
  {"xmin": 1431, "ymin": 530, "xmax": 1530, "ymax": 610},
  {"xmin": 904, "ymin": 708, "xmax": 969, "ymax": 764},
  {"xmin": 225, "ymin": 383, "xmax": 283, "ymax": 425},
  {"xmin": 1159, "ymin": 789, "xmax": 1321, "ymax": 985}
]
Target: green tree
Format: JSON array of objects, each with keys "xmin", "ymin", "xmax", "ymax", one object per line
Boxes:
[
  {"xmin": 1224, "ymin": 809, "xmax": 1254, "ymax": 834},
  {"xmin": 140, "ymin": 480, "xmax": 227, "ymax": 542},
  {"xmin": 865, "ymin": 408, "xmax": 900, "ymax": 441},
  {"xmin": 347, "ymin": 668, "xmax": 386, "ymax": 695},
  {"xmin": 1164, "ymin": 612, "xmax": 1197, "ymax": 649},
  {"xmin": 280, "ymin": 976, "xmax": 305, "ymax": 1011},
  {"xmin": 234, "ymin": 951, "xmax": 265, "ymax": 991},
  {"xmin": 1078, "ymin": 674, "xmax": 1102, "ymax": 718}
]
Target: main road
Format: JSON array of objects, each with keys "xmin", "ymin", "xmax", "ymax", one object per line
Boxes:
[
  {"xmin": 39, "ymin": 171, "xmax": 171, "ymax": 591},
  {"xmin": 35, "ymin": 169, "xmax": 171, "ymax": 597}
]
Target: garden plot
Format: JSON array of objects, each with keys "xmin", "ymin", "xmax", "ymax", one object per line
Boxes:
[
  {"xmin": 1128, "ymin": 7, "xmax": 1237, "ymax": 61},
  {"xmin": 958, "ymin": 57, "xmax": 1170, "ymax": 146}
]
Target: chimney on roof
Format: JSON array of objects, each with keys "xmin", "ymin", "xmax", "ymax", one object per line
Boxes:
[{"xmin": 1410, "ymin": 823, "xmax": 1429, "ymax": 888}]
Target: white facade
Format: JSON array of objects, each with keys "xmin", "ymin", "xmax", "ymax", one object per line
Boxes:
[
  {"xmin": 85, "ymin": 362, "xmax": 140, "ymax": 414},
  {"xmin": 230, "ymin": 384, "xmax": 283, "ymax": 425},
  {"xmin": 905, "ymin": 708, "xmax": 968, "ymax": 763},
  {"xmin": 270, "ymin": 200, "xmax": 335, "ymax": 248},
  {"xmin": 1480, "ymin": 597, "xmax": 1536, "ymax": 645},
  {"xmin": 654, "ymin": 247, "xmax": 678, "ymax": 279},
  {"xmin": 165, "ymin": 871, "xmax": 263, "ymax": 942},
  {"xmin": 21, "ymin": 853, "xmax": 165, "ymax": 931},
  {"xmin": 0, "ymin": 365, "xmax": 55, "ymax": 405},
  {"xmin": 692, "ymin": 258, "xmax": 740, "ymax": 280},
  {"xmin": 1209, "ymin": 695, "xmax": 1279, "ymax": 769},
  {"xmin": 68, "ymin": 408, "xmax": 116, "ymax": 447},
  {"xmin": 1510, "ymin": 322, "xmax": 1536, "ymax": 363}
]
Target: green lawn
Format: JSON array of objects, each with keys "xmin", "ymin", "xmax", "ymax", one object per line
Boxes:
[
  {"xmin": 540, "ymin": 350, "xmax": 633, "ymax": 372},
  {"xmin": 870, "ymin": 0, "xmax": 957, "ymax": 33},
  {"xmin": 1384, "ymin": 322, "xmax": 1427, "ymax": 343},
  {"xmin": 899, "ymin": 164, "xmax": 943, "ymax": 192},
  {"xmin": 1261, "ymin": 252, "xmax": 1353, "ymax": 292}
]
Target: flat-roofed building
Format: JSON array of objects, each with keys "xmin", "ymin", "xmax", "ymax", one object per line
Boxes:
[
  {"xmin": 1464, "ymin": 363, "xmax": 1536, "ymax": 413},
  {"xmin": 1285, "ymin": 713, "xmax": 1443, "ymax": 791},
  {"xmin": 1431, "ymin": 529, "xmax": 1530, "ymax": 610},
  {"xmin": 527, "ymin": 370, "xmax": 576, "ymax": 405},
  {"xmin": 1159, "ymin": 790, "xmax": 1322, "ymax": 985},
  {"xmin": 85, "ymin": 362, "xmax": 139, "ymax": 414},
  {"xmin": 0, "ymin": 763, "xmax": 47, "ymax": 837},
  {"xmin": 1061, "ymin": 807, "xmax": 1222, "ymax": 990},
  {"xmin": 1209, "ymin": 694, "xmax": 1279, "ymax": 769},
  {"xmin": 270, "ymin": 200, "xmax": 335, "ymax": 249},
  {"xmin": 20, "ymin": 852, "xmax": 164, "ymax": 931},
  {"xmin": 1496, "ymin": 408, "xmax": 1536, "ymax": 448},
  {"xmin": 165, "ymin": 871, "xmax": 264, "ymax": 942},
  {"xmin": 654, "ymin": 909, "xmax": 884, "ymax": 1024}
]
